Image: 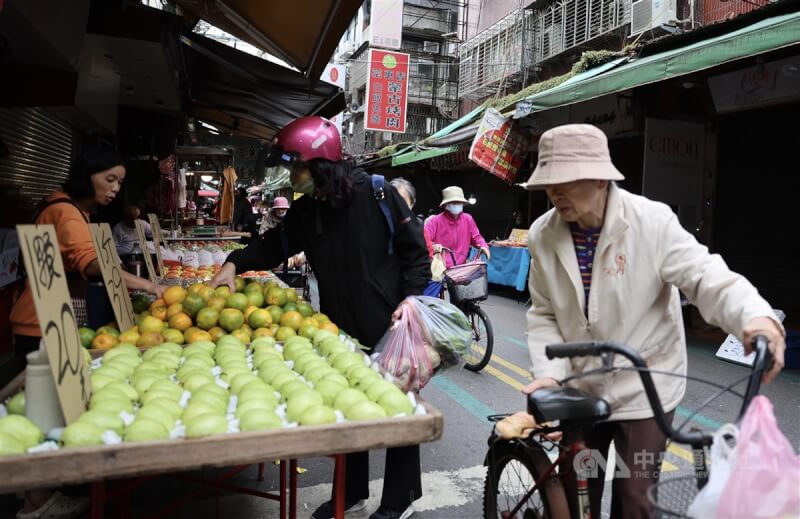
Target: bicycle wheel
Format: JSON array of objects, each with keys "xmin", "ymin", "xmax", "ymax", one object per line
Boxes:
[
  {"xmin": 483, "ymin": 439, "xmax": 570, "ymax": 519},
  {"xmin": 464, "ymin": 306, "xmax": 493, "ymax": 372}
]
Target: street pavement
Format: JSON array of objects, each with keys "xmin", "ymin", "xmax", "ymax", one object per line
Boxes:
[{"xmin": 124, "ymin": 289, "xmax": 799, "ymax": 519}]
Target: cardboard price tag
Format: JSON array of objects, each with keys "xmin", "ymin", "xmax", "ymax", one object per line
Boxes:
[
  {"xmin": 16, "ymin": 225, "xmax": 91, "ymax": 423},
  {"xmin": 134, "ymin": 220, "xmax": 157, "ymax": 282},
  {"xmin": 147, "ymin": 213, "xmax": 165, "ymax": 274},
  {"xmin": 89, "ymin": 223, "xmax": 135, "ymax": 331}
]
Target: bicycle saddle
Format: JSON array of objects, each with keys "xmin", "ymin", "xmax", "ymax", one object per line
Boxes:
[{"xmin": 527, "ymin": 387, "xmax": 611, "ymax": 424}]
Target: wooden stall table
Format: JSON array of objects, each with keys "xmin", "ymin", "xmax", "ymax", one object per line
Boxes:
[{"xmin": 0, "ymin": 379, "xmax": 443, "ymax": 519}]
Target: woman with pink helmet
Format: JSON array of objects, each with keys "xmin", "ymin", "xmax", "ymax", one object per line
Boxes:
[{"xmin": 212, "ymin": 116, "xmax": 430, "ymax": 519}]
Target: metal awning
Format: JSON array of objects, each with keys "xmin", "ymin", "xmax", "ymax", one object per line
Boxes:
[
  {"xmin": 516, "ymin": 9, "xmax": 800, "ymax": 112},
  {"xmin": 182, "ymin": 33, "xmax": 345, "ymax": 140},
  {"xmin": 173, "ymin": 0, "xmax": 362, "ymax": 81}
]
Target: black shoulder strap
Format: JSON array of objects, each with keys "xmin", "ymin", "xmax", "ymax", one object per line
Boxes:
[
  {"xmin": 371, "ymin": 174, "xmax": 395, "ymax": 256},
  {"xmin": 32, "ymin": 197, "xmax": 90, "ymax": 224}
]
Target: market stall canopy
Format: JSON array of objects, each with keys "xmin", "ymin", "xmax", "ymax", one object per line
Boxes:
[
  {"xmin": 182, "ymin": 33, "xmax": 345, "ymax": 140},
  {"xmin": 172, "ymin": 0, "xmax": 362, "ymax": 82}
]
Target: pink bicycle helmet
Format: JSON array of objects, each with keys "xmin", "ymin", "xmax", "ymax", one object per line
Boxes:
[{"xmin": 273, "ymin": 116, "xmax": 342, "ymax": 163}]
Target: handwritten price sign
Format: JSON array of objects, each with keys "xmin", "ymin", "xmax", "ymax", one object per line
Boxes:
[
  {"xmin": 16, "ymin": 225, "xmax": 91, "ymax": 423},
  {"xmin": 134, "ymin": 220, "xmax": 157, "ymax": 282},
  {"xmin": 147, "ymin": 213, "xmax": 165, "ymax": 275},
  {"xmin": 89, "ymin": 223, "xmax": 135, "ymax": 331}
]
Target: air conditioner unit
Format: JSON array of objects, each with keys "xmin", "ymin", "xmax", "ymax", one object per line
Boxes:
[
  {"xmin": 630, "ymin": 0, "xmax": 676, "ymax": 36},
  {"xmin": 337, "ymin": 40, "xmax": 358, "ymax": 59},
  {"xmin": 423, "ymin": 41, "xmax": 441, "ymax": 54}
]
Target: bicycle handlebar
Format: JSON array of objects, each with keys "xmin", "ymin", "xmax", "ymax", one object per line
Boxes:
[
  {"xmin": 437, "ymin": 245, "xmax": 488, "ymax": 266},
  {"xmin": 545, "ymin": 336, "xmax": 771, "ymax": 446}
]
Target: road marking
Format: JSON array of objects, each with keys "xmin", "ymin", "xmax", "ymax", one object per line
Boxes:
[
  {"xmin": 499, "ymin": 333, "xmax": 529, "ymax": 351},
  {"xmin": 484, "ymin": 364, "xmax": 525, "ymax": 391},
  {"xmin": 661, "ymin": 460, "xmax": 679, "ymax": 472},
  {"xmin": 472, "ymin": 346, "xmax": 531, "ymax": 379},
  {"xmin": 431, "ymin": 375, "xmax": 497, "ymax": 420},
  {"xmin": 674, "ymin": 406, "xmax": 723, "ymax": 430},
  {"xmin": 666, "ymin": 443, "xmax": 695, "ymax": 464}
]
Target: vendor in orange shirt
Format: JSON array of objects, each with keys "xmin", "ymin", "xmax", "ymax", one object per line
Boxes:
[{"xmin": 11, "ymin": 148, "xmax": 164, "ymax": 359}]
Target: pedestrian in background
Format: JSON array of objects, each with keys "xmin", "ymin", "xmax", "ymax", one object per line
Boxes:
[{"xmin": 425, "ymin": 186, "xmax": 490, "ymax": 267}]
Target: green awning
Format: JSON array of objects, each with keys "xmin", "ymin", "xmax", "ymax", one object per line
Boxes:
[
  {"xmin": 391, "ymin": 146, "xmax": 458, "ymax": 166},
  {"xmin": 518, "ymin": 10, "xmax": 800, "ymax": 112}
]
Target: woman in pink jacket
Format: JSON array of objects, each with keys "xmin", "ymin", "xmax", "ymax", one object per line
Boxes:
[{"xmin": 424, "ymin": 186, "xmax": 490, "ymax": 268}]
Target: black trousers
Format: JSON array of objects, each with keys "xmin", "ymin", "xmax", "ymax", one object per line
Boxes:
[{"xmin": 337, "ymin": 446, "xmax": 422, "ymax": 510}]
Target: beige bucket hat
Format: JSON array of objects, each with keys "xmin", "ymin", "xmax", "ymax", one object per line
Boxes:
[
  {"xmin": 440, "ymin": 186, "xmax": 469, "ymax": 206},
  {"xmin": 523, "ymin": 124, "xmax": 624, "ymax": 190}
]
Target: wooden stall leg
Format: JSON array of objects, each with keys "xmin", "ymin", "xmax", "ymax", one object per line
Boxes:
[
  {"xmin": 333, "ymin": 455, "xmax": 346, "ymax": 519},
  {"xmin": 279, "ymin": 460, "xmax": 287, "ymax": 519},
  {"xmin": 91, "ymin": 481, "xmax": 105, "ymax": 519},
  {"xmin": 289, "ymin": 460, "xmax": 298, "ymax": 519},
  {"xmin": 258, "ymin": 462, "xmax": 266, "ymax": 482}
]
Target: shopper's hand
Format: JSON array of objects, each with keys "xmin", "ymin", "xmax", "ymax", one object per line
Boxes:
[
  {"xmin": 391, "ymin": 301, "xmax": 409, "ymax": 322},
  {"xmin": 210, "ymin": 262, "xmax": 237, "ymax": 293},
  {"xmin": 147, "ymin": 282, "xmax": 166, "ymax": 298},
  {"xmin": 742, "ymin": 316, "xmax": 785, "ymax": 383},
  {"xmin": 521, "ymin": 377, "xmax": 559, "ymax": 395},
  {"xmin": 480, "ymin": 247, "xmax": 491, "ymax": 261},
  {"xmin": 432, "ymin": 243, "xmax": 443, "ymax": 254}
]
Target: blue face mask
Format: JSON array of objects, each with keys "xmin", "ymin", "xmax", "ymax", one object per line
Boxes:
[{"xmin": 445, "ymin": 203, "xmax": 464, "ymax": 216}]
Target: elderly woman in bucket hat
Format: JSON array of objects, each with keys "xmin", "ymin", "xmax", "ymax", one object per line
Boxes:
[
  {"xmin": 521, "ymin": 124, "xmax": 785, "ymax": 518},
  {"xmin": 425, "ymin": 186, "xmax": 490, "ymax": 268}
]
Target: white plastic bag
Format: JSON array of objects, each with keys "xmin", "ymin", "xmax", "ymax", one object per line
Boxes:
[
  {"xmin": 430, "ymin": 252, "xmax": 446, "ymax": 282},
  {"xmin": 686, "ymin": 423, "xmax": 738, "ymax": 518}
]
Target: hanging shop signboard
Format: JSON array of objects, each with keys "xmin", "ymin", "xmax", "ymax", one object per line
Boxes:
[
  {"xmin": 468, "ymin": 108, "xmax": 530, "ymax": 184},
  {"xmin": 365, "ymin": 49, "xmax": 410, "ymax": 133}
]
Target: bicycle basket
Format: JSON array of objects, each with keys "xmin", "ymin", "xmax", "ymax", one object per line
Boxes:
[
  {"xmin": 647, "ymin": 475, "xmax": 699, "ymax": 518},
  {"xmin": 444, "ymin": 262, "xmax": 488, "ymax": 304}
]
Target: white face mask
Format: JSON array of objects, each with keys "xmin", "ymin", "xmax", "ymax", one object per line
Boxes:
[{"xmin": 445, "ymin": 203, "xmax": 464, "ymax": 215}]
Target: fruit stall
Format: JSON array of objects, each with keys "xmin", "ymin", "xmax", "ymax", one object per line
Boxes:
[{"xmin": 1, "ymin": 226, "xmax": 444, "ymax": 519}]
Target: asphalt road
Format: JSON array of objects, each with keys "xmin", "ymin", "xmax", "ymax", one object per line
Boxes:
[{"xmin": 117, "ymin": 288, "xmax": 800, "ymax": 519}]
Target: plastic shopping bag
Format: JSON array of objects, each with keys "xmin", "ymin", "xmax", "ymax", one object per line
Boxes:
[
  {"xmin": 686, "ymin": 423, "xmax": 738, "ymax": 518},
  {"xmin": 431, "ymin": 252, "xmax": 446, "ymax": 282},
  {"xmin": 716, "ymin": 396, "xmax": 800, "ymax": 518},
  {"xmin": 412, "ymin": 296, "xmax": 472, "ymax": 369},
  {"xmin": 374, "ymin": 302, "xmax": 432, "ymax": 392}
]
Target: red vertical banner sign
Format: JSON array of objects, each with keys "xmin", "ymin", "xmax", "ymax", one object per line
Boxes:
[{"xmin": 365, "ymin": 49, "xmax": 410, "ymax": 133}]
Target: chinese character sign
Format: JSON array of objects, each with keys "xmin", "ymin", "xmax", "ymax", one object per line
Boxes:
[
  {"xmin": 468, "ymin": 108, "xmax": 531, "ymax": 184},
  {"xmin": 365, "ymin": 49, "xmax": 409, "ymax": 133},
  {"xmin": 370, "ymin": 0, "xmax": 403, "ymax": 50}
]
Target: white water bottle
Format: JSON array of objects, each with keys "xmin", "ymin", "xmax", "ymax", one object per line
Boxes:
[{"xmin": 24, "ymin": 341, "xmax": 65, "ymax": 434}]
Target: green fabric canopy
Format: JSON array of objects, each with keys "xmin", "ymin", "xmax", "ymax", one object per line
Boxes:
[{"xmin": 518, "ymin": 10, "xmax": 800, "ymax": 112}]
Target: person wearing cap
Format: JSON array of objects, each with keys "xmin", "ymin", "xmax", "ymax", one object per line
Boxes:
[
  {"xmin": 259, "ymin": 196, "xmax": 291, "ymax": 234},
  {"xmin": 424, "ymin": 186, "xmax": 490, "ymax": 268},
  {"xmin": 521, "ymin": 124, "xmax": 785, "ymax": 518},
  {"xmin": 210, "ymin": 116, "xmax": 430, "ymax": 519}
]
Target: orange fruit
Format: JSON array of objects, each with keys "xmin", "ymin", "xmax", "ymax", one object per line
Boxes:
[
  {"xmin": 139, "ymin": 315, "xmax": 166, "ymax": 334},
  {"xmin": 162, "ymin": 328, "xmax": 185, "ymax": 344},
  {"xmin": 253, "ymin": 327, "xmax": 274, "ymax": 338},
  {"xmin": 91, "ymin": 333, "xmax": 118, "ymax": 350},
  {"xmin": 244, "ymin": 305, "xmax": 259, "ymax": 321},
  {"xmin": 206, "ymin": 296, "xmax": 226, "ymax": 313},
  {"xmin": 246, "ymin": 290, "xmax": 265, "ymax": 308},
  {"xmin": 300, "ymin": 317, "xmax": 317, "ymax": 329},
  {"xmin": 185, "ymin": 329, "xmax": 212, "ymax": 344},
  {"xmin": 196, "ymin": 307, "xmax": 219, "ymax": 330},
  {"xmin": 182, "ymin": 293, "xmax": 205, "ymax": 318},
  {"xmin": 297, "ymin": 302, "xmax": 314, "ymax": 318},
  {"xmin": 163, "ymin": 286, "xmax": 187, "ymax": 306},
  {"xmin": 149, "ymin": 298, "xmax": 166, "ymax": 311},
  {"xmin": 198, "ymin": 285, "xmax": 215, "ymax": 302},
  {"xmin": 248, "ymin": 309, "xmax": 272, "ymax": 329},
  {"xmin": 168, "ymin": 312, "xmax": 193, "ymax": 332},
  {"xmin": 234, "ymin": 276, "xmax": 246, "ymax": 293},
  {"xmin": 96, "ymin": 325, "xmax": 120, "ymax": 338},
  {"xmin": 230, "ymin": 328, "xmax": 251, "ymax": 344},
  {"xmin": 319, "ymin": 322, "xmax": 339, "ymax": 335},
  {"xmin": 150, "ymin": 304, "xmax": 167, "ymax": 322},
  {"xmin": 137, "ymin": 332, "xmax": 164, "ymax": 348},
  {"xmin": 240, "ymin": 323, "xmax": 253, "ymax": 335},
  {"xmin": 265, "ymin": 288, "xmax": 287, "ymax": 307},
  {"xmin": 118, "ymin": 329, "xmax": 141, "ymax": 345},
  {"xmin": 166, "ymin": 303, "xmax": 184, "ymax": 319},
  {"xmin": 187, "ymin": 283, "xmax": 205, "ymax": 295},
  {"xmin": 214, "ymin": 286, "xmax": 232, "ymax": 298},
  {"xmin": 299, "ymin": 324, "xmax": 318, "ymax": 339},
  {"xmin": 208, "ymin": 327, "xmax": 226, "ymax": 341},
  {"xmin": 275, "ymin": 326, "xmax": 296, "ymax": 341},
  {"xmin": 312, "ymin": 313, "xmax": 330, "ymax": 325},
  {"xmin": 283, "ymin": 288, "xmax": 298, "ymax": 304},
  {"xmin": 280, "ymin": 311, "xmax": 303, "ymax": 331},
  {"xmin": 225, "ymin": 293, "xmax": 249, "ymax": 312},
  {"xmin": 266, "ymin": 305, "xmax": 283, "ymax": 325},
  {"xmin": 219, "ymin": 308, "xmax": 245, "ymax": 332}
]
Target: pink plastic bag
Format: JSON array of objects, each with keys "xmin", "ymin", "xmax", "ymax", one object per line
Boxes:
[
  {"xmin": 716, "ymin": 396, "xmax": 800, "ymax": 518},
  {"xmin": 374, "ymin": 303, "xmax": 432, "ymax": 392}
]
